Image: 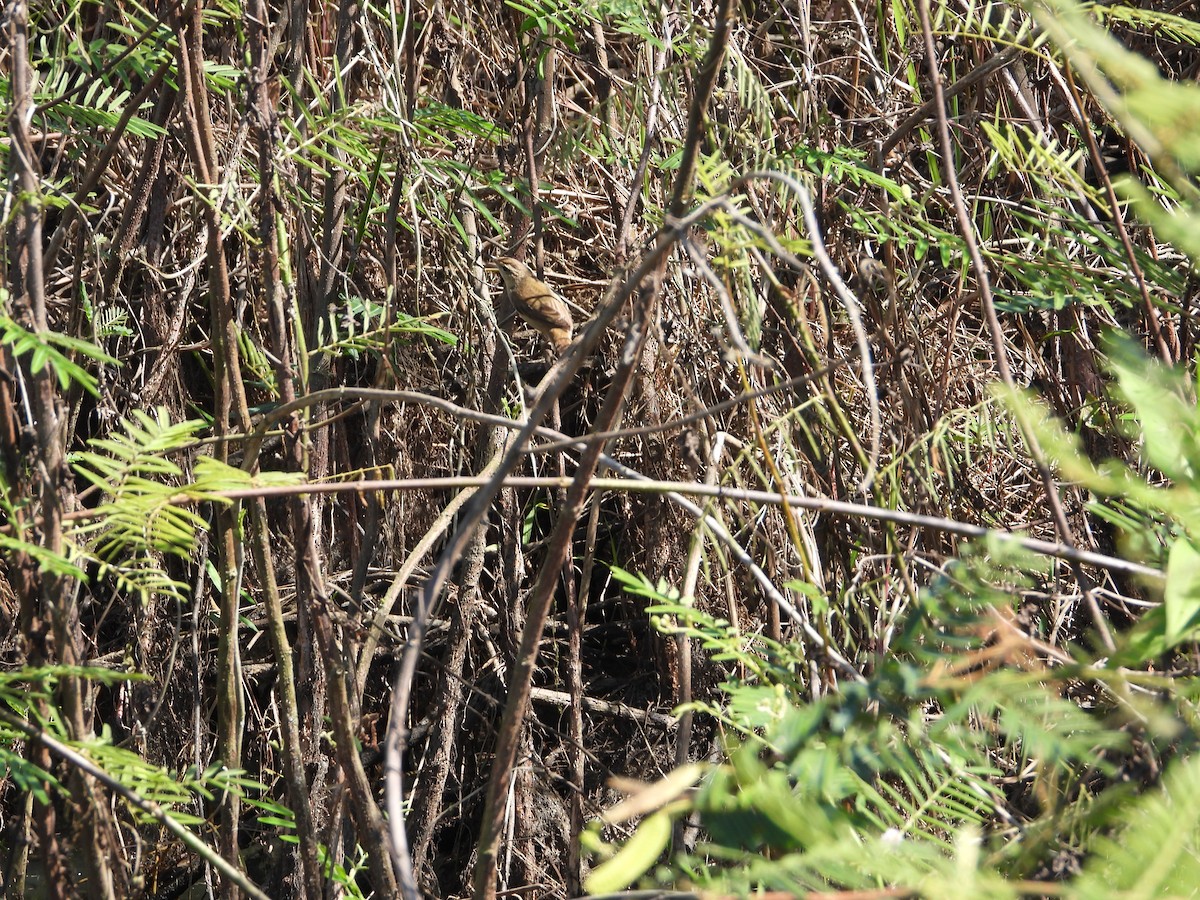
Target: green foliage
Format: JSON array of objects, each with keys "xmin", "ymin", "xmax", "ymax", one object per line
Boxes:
[
  {"xmin": 19, "ymin": 0, "xmax": 241, "ymax": 156},
  {"xmin": 82, "ymin": 290, "xmax": 134, "ymax": 341},
  {"xmin": 317, "ymin": 843, "xmax": 373, "ymax": 899},
  {"xmin": 1071, "ymin": 755, "xmax": 1200, "ymax": 897},
  {"xmin": 585, "ymin": 809, "xmax": 674, "ymax": 894},
  {"xmin": 0, "ymin": 303, "xmax": 118, "ymax": 399},
  {"xmin": 70, "ymin": 409, "xmax": 209, "ymax": 602},
  {"xmin": 503, "ymin": 0, "xmax": 659, "ymax": 53},
  {"xmin": 0, "ymin": 665, "xmax": 144, "ymax": 805},
  {"xmin": 587, "ymin": 2, "xmax": 1200, "ymax": 878},
  {"xmin": 68, "ymin": 408, "xmax": 305, "ymax": 604},
  {"xmin": 0, "ymin": 520, "xmax": 88, "ymax": 581},
  {"xmin": 27, "ymin": 18, "xmax": 168, "ymax": 140},
  {"xmin": 506, "ymin": 0, "xmax": 589, "ymax": 49},
  {"xmin": 314, "ymin": 296, "xmax": 457, "ymax": 360},
  {"xmin": 3, "ymin": 669, "xmax": 281, "ymax": 857},
  {"xmin": 1004, "ymin": 332, "xmax": 1200, "ymax": 660},
  {"xmin": 593, "ymin": 551, "xmax": 1199, "ymax": 896},
  {"xmin": 1094, "ymin": 5, "xmax": 1200, "ymax": 48},
  {"xmin": 1030, "ymin": 0, "xmax": 1200, "ymax": 184},
  {"xmin": 992, "ymin": 200, "xmax": 1185, "ymax": 313},
  {"xmin": 13, "ymin": 0, "xmax": 1200, "ymax": 893}
]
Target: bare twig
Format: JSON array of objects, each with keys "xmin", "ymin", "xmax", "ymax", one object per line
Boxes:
[
  {"xmin": 467, "ymin": 3, "xmax": 738, "ymax": 897},
  {"xmin": 0, "ymin": 709, "xmax": 272, "ymax": 900},
  {"xmin": 204, "ymin": 475, "xmax": 1161, "ymax": 583},
  {"xmin": 915, "ymin": 0, "xmax": 1115, "ymax": 651}
]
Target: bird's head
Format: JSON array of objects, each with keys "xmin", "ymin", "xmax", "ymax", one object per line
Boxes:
[{"xmin": 489, "ymin": 256, "xmax": 534, "ymax": 290}]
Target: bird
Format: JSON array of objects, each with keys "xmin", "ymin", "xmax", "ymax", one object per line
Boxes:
[
  {"xmin": 489, "ymin": 256, "xmax": 574, "ymax": 354},
  {"xmin": 857, "ymin": 256, "xmax": 890, "ymax": 293}
]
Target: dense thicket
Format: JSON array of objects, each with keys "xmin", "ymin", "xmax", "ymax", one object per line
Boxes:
[{"xmin": 2, "ymin": 0, "xmax": 1200, "ymax": 898}]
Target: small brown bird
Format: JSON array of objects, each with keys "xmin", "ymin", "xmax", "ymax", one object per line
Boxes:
[
  {"xmin": 490, "ymin": 256, "xmax": 574, "ymax": 354},
  {"xmin": 857, "ymin": 256, "xmax": 890, "ymax": 293}
]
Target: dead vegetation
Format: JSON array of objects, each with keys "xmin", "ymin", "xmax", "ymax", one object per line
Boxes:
[{"xmin": 2, "ymin": 0, "xmax": 1199, "ymax": 898}]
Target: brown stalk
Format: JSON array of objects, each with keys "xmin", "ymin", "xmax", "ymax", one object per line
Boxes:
[
  {"xmin": 915, "ymin": 0, "xmax": 1115, "ymax": 652},
  {"xmin": 384, "ymin": 226, "xmax": 678, "ymax": 898},
  {"xmin": 174, "ymin": 0, "xmax": 253, "ymax": 890},
  {"xmin": 469, "ymin": 0, "xmax": 735, "ymax": 896},
  {"xmin": 309, "ymin": 9, "xmax": 401, "ymax": 890},
  {"xmin": 1062, "ymin": 64, "xmax": 1176, "ymax": 365},
  {"xmin": 615, "ymin": 21, "xmax": 671, "ymax": 262},
  {"xmin": 244, "ymin": 2, "xmax": 323, "ymax": 895},
  {"xmin": 471, "ymin": 265, "xmax": 665, "ymax": 900},
  {"xmin": 406, "ymin": 205, "xmax": 510, "ymax": 888},
  {"xmin": 5, "ymin": 3, "xmax": 121, "ymax": 897}
]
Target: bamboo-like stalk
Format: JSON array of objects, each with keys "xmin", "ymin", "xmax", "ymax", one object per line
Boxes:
[{"xmin": 175, "ymin": 3, "xmax": 252, "ymax": 892}]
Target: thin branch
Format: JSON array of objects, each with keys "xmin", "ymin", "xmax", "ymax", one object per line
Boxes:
[
  {"xmin": 0, "ymin": 709, "xmax": 272, "ymax": 900},
  {"xmin": 916, "ymin": 0, "xmax": 1116, "ymax": 652},
  {"xmin": 383, "ymin": 219, "xmax": 677, "ymax": 900},
  {"xmin": 202, "ymin": 476, "xmax": 1161, "ymax": 583}
]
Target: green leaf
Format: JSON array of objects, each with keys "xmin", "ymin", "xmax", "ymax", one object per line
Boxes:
[
  {"xmin": 1105, "ymin": 333, "xmax": 1200, "ymax": 483},
  {"xmin": 1164, "ymin": 538, "xmax": 1200, "ymax": 645},
  {"xmin": 0, "ymin": 310, "xmax": 118, "ymax": 398},
  {"xmin": 1115, "ymin": 606, "xmax": 1170, "ymax": 666},
  {"xmin": 583, "ymin": 809, "xmax": 672, "ymax": 894},
  {"xmin": 1073, "ymin": 755, "xmax": 1200, "ymax": 895}
]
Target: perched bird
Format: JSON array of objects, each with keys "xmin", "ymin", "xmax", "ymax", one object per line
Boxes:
[
  {"xmin": 857, "ymin": 256, "xmax": 890, "ymax": 293},
  {"xmin": 489, "ymin": 256, "xmax": 574, "ymax": 354}
]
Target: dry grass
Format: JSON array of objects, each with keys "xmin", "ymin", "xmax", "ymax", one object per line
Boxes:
[{"xmin": 1, "ymin": 0, "xmax": 1197, "ymax": 897}]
